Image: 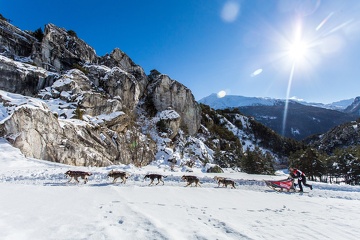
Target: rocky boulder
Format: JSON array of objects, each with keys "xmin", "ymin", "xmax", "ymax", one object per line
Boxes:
[{"xmin": 156, "ymin": 109, "xmax": 181, "ymax": 139}]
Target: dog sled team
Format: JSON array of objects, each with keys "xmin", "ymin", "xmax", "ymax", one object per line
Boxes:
[
  {"xmin": 64, "ymin": 170, "xmax": 236, "ymax": 188},
  {"xmin": 65, "ymin": 167, "xmax": 313, "ymax": 192}
]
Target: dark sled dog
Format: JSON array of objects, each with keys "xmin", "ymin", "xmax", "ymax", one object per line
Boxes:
[
  {"xmin": 65, "ymin": 170, "xmax": 92, "ymax": 184},
  {"xmin": 218, "ymin": 179, "xmax": 236, "ymax": 189},
  {"xmin": 107, "ymin": 170, "xmax": 130, "ymax": 184},
  {"xmin": 144, "ymin": 173, "xmax": 166, "ymax": 186},
  {"xmin": 181, "ymin": 175, "xmax": 201, "ymax": 187}
]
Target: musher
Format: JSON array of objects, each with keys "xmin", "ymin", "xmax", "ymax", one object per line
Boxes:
[{"xmin": 289, "ymin": 167, "xmax": 313, "ymax": 192}]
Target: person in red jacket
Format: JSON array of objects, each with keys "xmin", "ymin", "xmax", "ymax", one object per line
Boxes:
[{"xmin": 289, "ymin": 167, "xmax": 313, "ymax": 192}]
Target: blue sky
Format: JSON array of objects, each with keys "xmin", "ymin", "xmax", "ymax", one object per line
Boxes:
[{"xmin": 2, "ymin": 0, "xmax": 360, "ymax": 103}]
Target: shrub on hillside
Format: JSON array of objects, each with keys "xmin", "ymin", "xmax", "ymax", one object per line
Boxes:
[{"xmin": 67, "ymin": 30, "xmax": 78, "ymax": 38}]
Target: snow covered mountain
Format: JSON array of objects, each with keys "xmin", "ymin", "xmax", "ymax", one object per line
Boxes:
[
  {"xmin": 344, "ymin": 96, "xmax": 360, "ymax": 115},
  {"xmin": 198, "ymin": 93, "xmax": 281, "ymax": 109},
  {"xmin": 198, "ymin": 93, "xmax": 355, "ymax": 111}
]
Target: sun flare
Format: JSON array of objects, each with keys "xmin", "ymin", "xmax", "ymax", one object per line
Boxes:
[
  {"xmin": 288, "ymin": 40, "xmax": 309, "ymax": 60},
  {"xmin": 217, "ymin": 90, "xmax": 227, "ymax": 98}
]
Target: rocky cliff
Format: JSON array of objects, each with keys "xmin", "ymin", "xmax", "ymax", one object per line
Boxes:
[
  {"xmin": 0, "ymin": 19, "xmax": 201, "ymax": 166},
  {"xmin": 0, "ymin": 19, "xmax": 36, "ymax": 58}
]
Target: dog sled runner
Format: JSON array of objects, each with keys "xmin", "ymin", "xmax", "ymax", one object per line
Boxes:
[{"xmin": 264, "ymin": 178, "xmax": 295, "ymax": 192}]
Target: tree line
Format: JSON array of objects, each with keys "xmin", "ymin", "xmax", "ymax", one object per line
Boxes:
[{"xmin": 289, "ymin": 146, "xmax": 360, "ymax": 185}]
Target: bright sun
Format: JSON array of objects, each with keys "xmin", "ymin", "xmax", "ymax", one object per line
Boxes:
[{"xmin": 288, "ymin": 40, "xmax": 308, "ymax": 60}]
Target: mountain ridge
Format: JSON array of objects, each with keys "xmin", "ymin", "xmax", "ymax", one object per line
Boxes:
[
  {"xmin": 199, "ymin": 93, "xmax": 356, "ymax": 111},
  {"xmin": 199, "ymin": 93, "xmax": 359, "ymax": 140}
]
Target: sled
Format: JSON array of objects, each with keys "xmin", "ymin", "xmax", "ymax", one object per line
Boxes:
[{"xmin": 264, "ymin": 178, "xmax": 296, "ymax": 192}]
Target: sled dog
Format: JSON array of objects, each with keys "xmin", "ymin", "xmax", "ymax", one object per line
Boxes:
[
  {"xmin": 65, "ymin": 170, "xmax": 92, "ymax": 184},
  {"xmin": 144, "ymin": 174, "xmax": 166, "ymax": 185},
  {"xmin": 214, "ymin": 176, "xmax": 236, "ymax": 188},
  {"xmin": 108, "ymin": 170, "xmax": 130, "ymax": 184},
  {"xmin": 213, "ymin": 176, "xmax": 226, "ymax": 187},
  {"xmin": 218, "ymin": 178, "xmax": 236, "ymax": 189},
  {"xmin": 181, "ymin": 175, "xmax": 201, "ymax": 187}
]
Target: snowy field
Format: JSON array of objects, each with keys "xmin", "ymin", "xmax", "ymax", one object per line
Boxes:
[{"xmin": 1, "ymin": 138, "xmax": 360, "ymax": 240}]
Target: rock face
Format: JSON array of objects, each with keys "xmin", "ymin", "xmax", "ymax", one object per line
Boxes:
[
  {"xmin": 97, "ymin": 48, "xmax": 149, "ymax": 108},
  {"xmin": 0, "ymin": 105, "xmax": 156, "ymax": 166},
  {"xmin": 34, "ymin": 23, "xmax": 98, "ymax": 71},
  {"xmin": 0, "ymin": 20, "xmax": 201, "ymax": 166},
  {"xmin": 0, "ymin": 19, "xmax": 36, "ymax": 58},
  {"xmin": 100, "ymin": 67, "xmax": 141, "ymax": 110},
  {"xmin": 156, "ymin": 109, "xmax": 181, "ymax": 139},
  {"xmin": 0, "ymin": 55, "xmax": 50, "ymax": 96},
  {"xmin": 148, "ymin": 70, "xmax": 201, "ymax": 135},
  {"xmin": 38, "ymin": 69, "xmax": 123, "ymax": 117}
]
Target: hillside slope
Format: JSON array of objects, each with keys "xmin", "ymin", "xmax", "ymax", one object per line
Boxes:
[
  {"xmin": 199, "ymin": 94, "xmax": 358, "ymax": 140},
  {"xmin": 239, "ymin": 101, "xmax": 357, "ymax": 140}
]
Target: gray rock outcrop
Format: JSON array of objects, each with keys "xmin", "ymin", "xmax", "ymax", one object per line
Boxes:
[
  {"xmin": 39, "ymin": 23, "xmax": 98, "ymax": 71},
  {"xmin": 148, "ymin": 70, "xmax": 201, "ymax": 135},
  {"xmin": 0, "ymin": 55, "xmax": 49, "ymax": 96},
  {"xmin": 0, "ymin": 19, "xmax": 36, "ymax": 58},
  {"xmin": 0, "ymin": 105, "xmax": 155, "ymax": 166}
]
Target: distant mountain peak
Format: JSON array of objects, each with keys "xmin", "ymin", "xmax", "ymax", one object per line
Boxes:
[
  {"xmin": 199, "ymin": 93, "xmax": 355, "ymax": 111},
  {"xmin": 344, "ymin": 96, "xmax": 360, "ymax": 115},
  {"xmin": 198, "ymin": 93, "xmax": 279, "ymax": 109}
]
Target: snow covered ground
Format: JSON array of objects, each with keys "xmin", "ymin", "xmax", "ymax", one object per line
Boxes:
[{"xmin": 1, "ymin": 138, "xmax": 360, "ymax": 240}]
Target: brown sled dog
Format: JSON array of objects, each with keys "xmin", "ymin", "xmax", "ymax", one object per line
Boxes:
[
  {"xmin": 181, "ymin": 175, "xmax": 201, "ymax": 187},
  {"xmin": 213, "ymin": 176, "xmax": 226, "ymax": 187},
  {"xmin": 144, "ymin": 174, "xmax": 166, "ymax": 186},
  {"xmin": 65, "ymin": 170, "xmax": 92, "ymax": 184},
  {"xmin": 214, "ymin": 176, "xmax": 236, "ymax": 189},
  {"xmin": 108, "ymin": 170, "xmax": 130, "ymax": 184}
]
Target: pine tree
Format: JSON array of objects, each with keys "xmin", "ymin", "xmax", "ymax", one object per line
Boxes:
[{"xmin": 33, "ymin": 27, "xmax": 44, "ymax": 42}]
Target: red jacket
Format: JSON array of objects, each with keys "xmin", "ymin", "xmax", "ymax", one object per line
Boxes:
[{"xmin": 293, "ymin": 169, "xmax": 305, "ymax": 178}]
